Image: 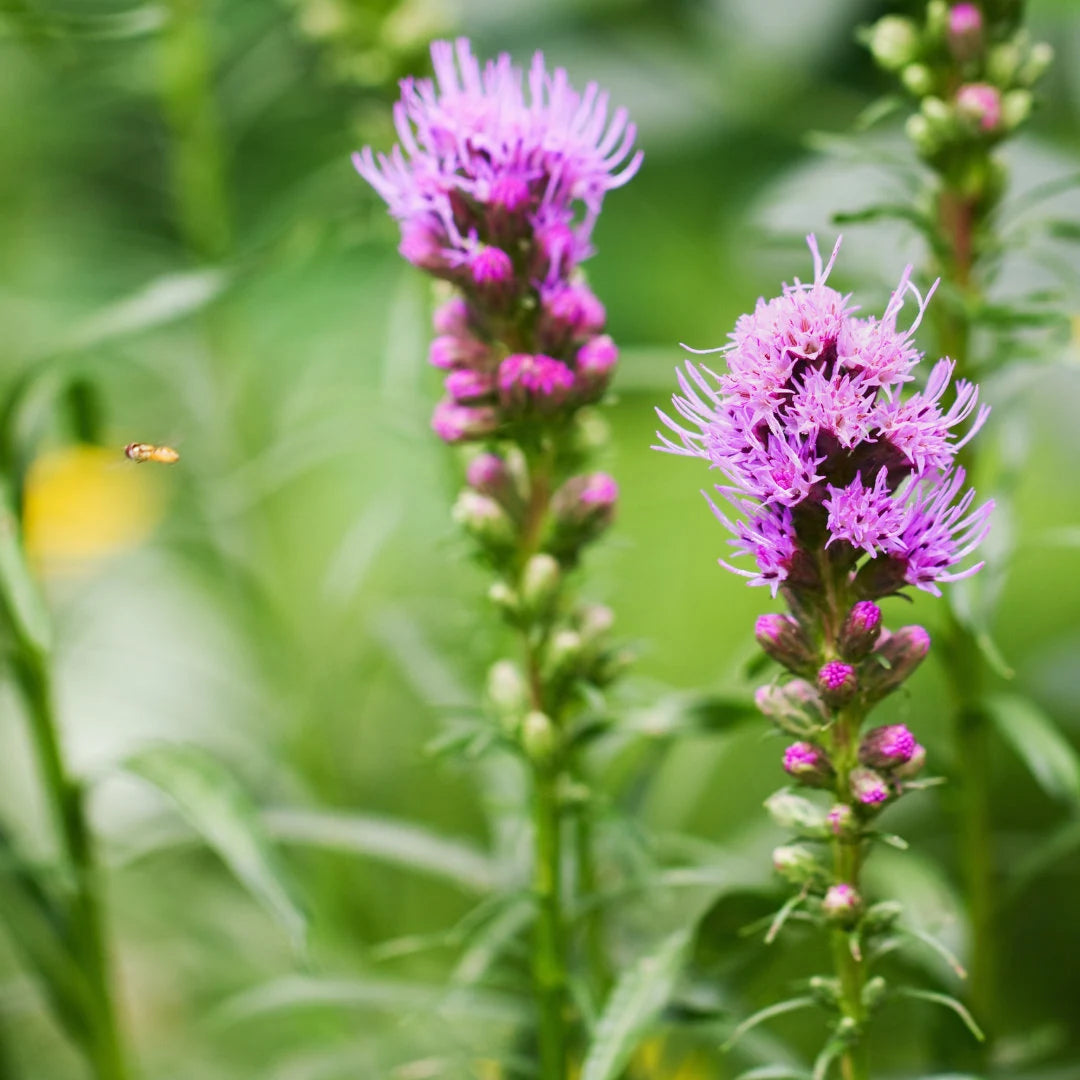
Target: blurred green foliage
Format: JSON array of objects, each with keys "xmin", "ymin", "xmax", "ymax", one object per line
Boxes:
[{"xmin": 0, "ymin": 0, "xmax": 1079, "ymax": 1077}]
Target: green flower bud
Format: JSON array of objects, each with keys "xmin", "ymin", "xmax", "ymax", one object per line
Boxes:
[
  {"xmin": 809, "ymin": 975, "xmax": 841, "ymax": 1008},
  {"xmin": 901, "ymin": 63, "xmax": 935, "ymax": 98},
  {"xmin": 521, "ymin": 710, "xmax": 557, "ymax": 764},
  {"xmin": 520, "ymin": 553, "xmax": 561, "ymax": 618},
  {"xmin": 1001, "ymin": 88, "xmax": 1033, "ymax": 130},
  {"xmin": 488, "ymin": 580, "xmax": 519, "ymax": 617},
  {"xmin": 544, "ymin": 629, "xmax": 583, "ymax": 681},
  {"xmin": 905, "ymin": 113, "xmax": 939, "ymax": 156},
  {"xmin": 764, "ymin": 790, "xmax": 827, "ymax": 836},
  {"xmin": 925, "ymin": 0, "xmax": 948, "ymax": 39},
  {"xmin": 772, "ymin": 844, "xmax": 820, "ymax": 885},
  {"xmin": 577, "ymin": 603, "xmax": 615, "ymax": 644},
  {"xmin": 868, "ymin": 16, "xmax": 921, "ymax": 72},
  {"xmin": 487, "ymin": 660, "xmax": 528, "ymax": 719},
  {"xmin": 862, "ymin": 976, "xmax": 888, "ymax": 1011},
  {"xmin": 921, "ymin": 95, "xmax": 952, "ymax": 128},
  {"xmin": 755, "ymin": 679, "xmax": 826, "ymax": 737},
  {"xmin": 453, "ymin": 490, "xmax": 515, "ymax": 551},
  {"xmin": 1020, "ymin": 42, "xmax": 1054, "ymax": 86},
  {"xmin": 987, "ymin": 41, "xmax": 1022, "ymax": 86},
  {"xmin": 863, "ymin": 900, "xmax": 903, "ymax": 934}
]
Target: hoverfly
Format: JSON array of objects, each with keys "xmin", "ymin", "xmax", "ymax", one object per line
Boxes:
[{"xmin": 124, "ymin": 443, "xmax": 180, "ymax": 465}]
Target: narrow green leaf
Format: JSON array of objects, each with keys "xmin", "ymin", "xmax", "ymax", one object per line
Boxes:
[
  {"xmin": 896, "ymin": 987, "xmax": 985, "ymax": 1041},
  {"xmin": 985, "ymin": 694, "xmax": 1080, "ymax": 807},
  {"xmin": 812, "ymin": 1038, "xmax": 844, "ymax": 1080},
  {"xmin": 581, "ymin": 929, "xmax": 691, "ymax": 1080},
  {"xmin": 123, "ymin": 744, "xmax": 307, "ymax": 950},
  {"xmin": 736, "ymin": 1069, "xmax": 812, "ymax": 1080},
  {"xmin": 263, "ymin": 807, "xmax": 499, "ymax": 894},
  {"xmin": 902, "ymin": 927, "xmax": 967, "ymax": 980},
  {"xmin": 723, "ymin": 996, "xmax": 818, "ymax": 1053},
  {"xmin": 451, "ymin": 896, "xmax": 532, "ymax": 985},
  {"xmin": 0, "ymin": 479, "xmax": 51, "ymax": 656},
  {"xmin": 852, "ymin": 95, "xmax": 904, "ymax": 131}
]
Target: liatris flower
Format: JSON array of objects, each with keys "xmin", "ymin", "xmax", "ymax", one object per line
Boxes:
[
  {"xmin": 656, "ymin": 236, "xmax": 992, "ymax": 599},
  {"xmin": 659, "ymin": 241, "xmax": 991, "ymax": 1076},
  {"xmin": 355, "ymin": 38, "xmax": 642, "ymax": 445}
]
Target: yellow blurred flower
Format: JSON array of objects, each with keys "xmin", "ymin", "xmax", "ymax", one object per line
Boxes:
[{"xmin": 23, "ymin": 445, "xmax": 167, "ymax": 575}]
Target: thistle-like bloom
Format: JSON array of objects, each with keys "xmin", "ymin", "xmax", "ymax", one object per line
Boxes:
[
  {"xmin": 656, "ymin": 237, "xmax": 993, "ymax": 597},
  {"xmin": 355, "ymin": 38, "xmax": 642, "ymax": 444}
]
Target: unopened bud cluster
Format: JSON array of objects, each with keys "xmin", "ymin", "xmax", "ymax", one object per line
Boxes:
[{"xmin": 864, "ymin": 2, "xmax": 1051, "ymax": 162}]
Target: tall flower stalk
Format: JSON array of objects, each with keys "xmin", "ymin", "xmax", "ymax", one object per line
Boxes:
[
  {"xmin": 355, "ymin": 39, "xmax": 641, "ymax": 1078},
  {"xmin": 864, "ymin": 0, "xmax": 1052, "ymax": 1038},
  {"xmin": 657, "ymin": 237, "xmax": 992, "ymax": 1077}
]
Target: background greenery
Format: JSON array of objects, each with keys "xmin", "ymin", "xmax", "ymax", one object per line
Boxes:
[{"xmin": 1, "ymin": 0, "xmax": 1079, "ymax": 1076}]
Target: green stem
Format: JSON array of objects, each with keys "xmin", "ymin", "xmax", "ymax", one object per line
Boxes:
[
  {"xmin": 574, "ymin": 796, "xmax": 610, "ymax": 1006},
  {"xmin": 13, "ymin": 648, "xmax": 129, "ymax": 1080}
]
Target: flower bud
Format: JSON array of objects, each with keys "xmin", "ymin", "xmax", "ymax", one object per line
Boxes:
[
  {"xmin": 925, "ymin": 0, "xmax": 948, "ymax": 38},
  {"xmin": 817, "ymin": 661, "xmax": 857, "ymax": 706},
  {"xmin": 549, "ymin": 473, "xmax": 618, "ymax": 554},
  {"xmin": 1020, "ymin": 42, "xmax": 1054, "ymax": 86},
  {"xmin": 772, "ymin": 844, "xmax": 820, "ymax": 885},
  {"xmin": 987, "ymin": 41, "xmax": 1022, "ymax": 85},
  {"xmin": 577, "ymin": 603, "xmax": 615, "ymax": 644},
  {"xmin": 864, "ymin": 625, "xmax": 930, "ymax": 700},
  {"xmin": 822, "ymin": 883, "xmax": 863, "ymax": 926},
  {"xmin": 452, "ymin": 490, "xmax": 515, "ymax": 550},
  {"xmin": 520, "ymin": 554, "xmax": 561, "ymax": 617},
  {"xmin": 754, "ymin": 613, "xmax": 814, "ymax": 673},
  {"xmin": 901, "ymin": 63, "xmax": 935, "ymax": 98},
  {"xmin": 862, "ymin": 976, "xmax": 888, "ymax": 1011},
  {"xmin": 905, "ymin": 113, "xmax": 939, "ymax": 156},
  {"xmin": 921, "ymin": 95, "xmax": 952, "ymax": 129},
  {"xmin": 539, "ymin": 282, "xmax": 606, "ymax": 346},
  {"xmin": 956, "ymin": 83, "xmax": 1002, "ymax": 132},
  {"xmin": 947, "ymin": 4, "xmax": 982, "ymax": 62},
  {"xmin": 445, "ymin": 368, "xmax": 496, "ymax": 404},
  {"xmin": 755, "ymin": 680, "xmax": 825, "ymax": 736},
  {"xmin": 862, "ymin": 900, "xmax": 903, "ymax": 934},
  {"xmin": 469, "ymin": 245, "xmax": 516, "ymax": 304},
  {"xmin": 893, "ymin": 742, "xmax": 927, "ymax": 779},
  {"xmin": 1001, "ymin": 89, "xmax": 1033, "ymax": 130},
  {"xmin": 859, "ymin": 723, "xmax": 917, "ymax": 769},
  {"xmin": 783, "ymin": 742, "xmax": 834, "ymax": 788},
  {"xmin": 486, "ymin": 175, "xmax": 533, "ymax": 240},
  {"xmin": 432, "ymin": 296, "xmax": 471, "ymax": 336},
  {"xmin": 533, "ymin": 220, "xmax": 580, "ymax": 279},
  {"xmin": 838, "ymin": 601, "xmax": 882, "ymax": 660},
  {"xmin": 575, "ymin": 334, "xmax": 619, "ymax": 399},
  {"xmin": 544, "ymin": 629, "xmax": 583, "ymax": 681},
  {"xmin": 498, "ymin": 353, "xmax": 575, "ymax": 414},
  {"xmin": 466, "ymin": 453, "xmax": 510, "ymax": 499},
  {"xmin": 428, "ymin": 334, "xmax": 489, "ymax": 371},
  {"xmin": 487, "ymin": 659, "xmax": 528, "ymax": 719},
  {"xmin": 521, "ymin": 710, "xmax": 557, "ymax": 763},
  {"xmin": 431, "ymin": 400, "xmax": 499, "ymax": 444},
  {"xmin": 488, "ymin": 580, "xmax": 518, "ymax": 616},
  {"xmin": 399, "ymin": 218, "xmax": 451, "ymax": 273},
  {"xmin": 764, "ymin": 790, "xmax": 827, "ymax": 836},
  {"xmin": 867, "ymin": 16, "xmax": 920, "ymax": 72},
  {"xmin": 850, "ymin": 766, "xmax": 891, "ymax": 809},
  {"xmin": 826, "ymin": 803, "xmax": 857, "ymax": 839}
]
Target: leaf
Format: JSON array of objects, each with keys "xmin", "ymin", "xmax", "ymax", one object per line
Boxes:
[
  {"xmin": 812, "ymin": 1038, "xmax": 845, "ymax": 1080},
  {"xmin": 722, "ymin": 996, "xmax": 818, "ymax": 1053},
  {"xmin": 451, "ymin": 895, "xmax": 533, "ymax": 985},
  {"xmin": 0, "ymin": 479, "xmax": 51, "ymax": 656},
  {"xmin": 214, "ymin": 974, "xmax": 529, "ymax": 1029},
  {"xmin": 736, "ymin": 1069, "xmax": 812, "ymax": 1080},
  {"xmin": 895, "ymin": 987, "xmax": 985, "ymax": 1042},
  {"xmin": 263, "ymin": 807, "xmax": 499, "ymax": 894},
  {"xmin": 901, "ymin": 926, "xmax": 967, "ymax": 980},
  {"xmin": 985, "ymin": 694, "xmax": 1080, "ymax": 808},
  {"xmin": 852, "ymin": 95, "xmax": 905, "ymax": 132},
  {"xmin": 123, "ymin": 744, "xmax": 307, "ymax": 950},
  {"xmin": 624, "ymin": 693, "xmax": 758, "ymax": 740},
  {"xmin": 580, "ymin": 929, "xmax": 691, "ymax": 1080}
]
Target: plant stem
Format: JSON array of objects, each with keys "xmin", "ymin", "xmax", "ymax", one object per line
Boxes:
[
  {"xmin": 574, "ymin": 793, "xmax": 611, "ymax": 1006},
  {"xmin": 13, "ymin": 647, "xmax": 129, "ymax": 1080}
]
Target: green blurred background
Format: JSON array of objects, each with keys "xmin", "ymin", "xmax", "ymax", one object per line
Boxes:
[{"xmin": 1, "ymin": 0, "xmax": 1079, "ymax": 1076}]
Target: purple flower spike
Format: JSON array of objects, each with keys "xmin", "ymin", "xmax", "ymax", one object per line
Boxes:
[
  {"xmin": 859, "ymin": 723, "xmax": 917, "ymax": 769},
  {"xmin": 655, "ymin": 237, "xmax": 992, "ymax": 597},
  {"xmin": 783, "ymin": 741, "xmax": 834, "ymax": 787},
  {"xmin": 817, "ymin": 660, "xmax": 857, "ymax": 705},
  {"xmin": 957, "ymin": 83, "xmax": 1002, "ymax": 132}
]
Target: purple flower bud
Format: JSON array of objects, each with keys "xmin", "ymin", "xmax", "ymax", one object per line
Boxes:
[
  {"xmin": 859, "ymin": 723, "xmax": 917, "ymax": 769},
  {"xmin": 575, "ymin": 334, "xmax": 619, "ymax": 398},
  {"xmin": 755, "ymin": 679, "xmax": 825, "ymax": 736},
  {"xmin": 534, "ymin": 220, "xmax": 580, "ymax": 279},
  {"xmin": 864, "ymin": 625, "xmax": 931, "ymax": 700},
  {"xmin": 540, "ymin": 283, "xmax": 606, "ymax": 345},
  {"xmin": 445, "ymin": 368, "xmax": 496, "ymax": 404},
  {"xmin": 431, "ymin": 400, "xmax": 499, "ymax": 444},
  {"xmin": 850, "ymin": 766, "xmax": 891, "ymax": 808},
  {"xmin": 399, "ymin": 219, "xmax": 451, "ymax": 273},
  {"xmin": 817, "ymin": 661, "xmax": 857, "ymax": 706},
  {"xmin": 452, "ymin": 490, "xmax": 515, "ymax": 549},
  {"xmin": 469, "ymin": 245, "xmax": 516, "ymax": 302},
  {"xmin": 783, "ymin": 741, "xmax": 834, "ymax": 788},
  {"xmin": 498, "ymin": 353, "xmax": 575, "ymax": 413},
  {"xmin": 550, "ymin": 473, "xmax": 618, "ymax": 541},
  {"xmin": 772, "ymin": 844, "xmax": 820, "ymax": 884},
  {"xmin": 466, "ymin": 453, "xmax": 509, "ymax": 497},
  {"xmin": 486, "ymin": 175, "xmax": 534, "ymax": 240},
  {"xmin": 826, "ymin": 803, "xmax": 857, "ymax": 838},
  {"xmin": 893, "ymin": 742, "xmax": 927, "ymax": 779},
  {"xmin": 432, "ymin": 297, "xmax": 472, "ymax": 336},
  {"xmin": 838, "ymin": 601, "xmax": 882, "ymax": 661},
  {"xmin": 956, "ymin": 83, "xmax": 1002, "ymax": 132},
  {"xmin": 428, "ymin": 333, "xmax": 490, "ymax": 371},
  {"xmin": 755, "ymin": 613, "xmax": 814, "ymax": 674},
  {"xmin": 948, "ymin": 4, "xmax": 983, "ymax": 61},
  {"xmin": 822, "ymin": 883, "xmax": 862, "ymax": 925}
]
